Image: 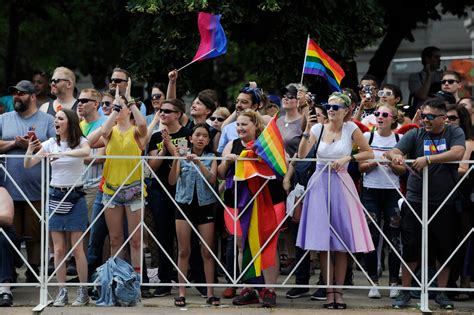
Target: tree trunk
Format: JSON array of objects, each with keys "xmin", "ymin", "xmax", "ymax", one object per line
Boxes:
[
  {"xmin": 366, "ymin": 20, "xmax": 413, "ymax": 84},
  {"xmin": 5, "ymin": 1, "xmax": 21, "ymax": 86}
]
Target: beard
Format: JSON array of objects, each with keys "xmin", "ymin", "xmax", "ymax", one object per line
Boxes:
[{"xmin": 14, "ymin": 100, "xmax": 28, "ymax": 113}]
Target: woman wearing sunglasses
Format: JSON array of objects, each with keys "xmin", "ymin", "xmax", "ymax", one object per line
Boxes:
[
  {"xmin": 101, "ymin": 87, "xmax": 148, "ymax": 279},
  {"xmin": 358, "ymin": 104, "xmax": 406, "ymax": 299},
  {"xmin": 362, "ymin": 84, "xmax": 407, "ymax": 128},
  {"xmin": 445, "ymin": 104, "xmax": 474, "ymax": 301},
  {"xmin": 297, "ymin": 92, "xmax": 374, "ymax": 309}
]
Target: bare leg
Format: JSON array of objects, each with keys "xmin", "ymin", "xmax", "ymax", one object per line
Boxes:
[
  {"xmin": 70, "ymin": 231, "xmax": 88, "ymax": 284},
  {"xmin": 125, "ymin": 206, "xmax": 142, "ymax": 268},
  {"xmin": 198, "ymin": 222, "xmax": 215, "ymax": 297},
  {"xmin": 51, "ymin": 232, "xmax": 67, "ymax": 286},
  {"xmin": 176, "ymin": 220, "xmax": 192, "ymax": 298},
  {"xmin": 104, "ymin": 206, "xmax": 125, "ymax": 258}
]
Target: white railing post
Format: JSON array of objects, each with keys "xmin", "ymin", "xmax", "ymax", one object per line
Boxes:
[{"xmin": 419, "ymin": 166, "xmax": 430, "ymax": 312}]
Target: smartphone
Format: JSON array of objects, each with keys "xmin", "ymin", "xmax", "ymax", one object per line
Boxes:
[
  {"xmin": 309, "ymin": 106, "xmax": 316, "ymax": 116},
  {"xmin": 177, "ymin": 138, "xmax": 188, "ymax": 156},
  {"xmin": 27, "ymin": 130, "xmax": 37, "ymax": 141}
]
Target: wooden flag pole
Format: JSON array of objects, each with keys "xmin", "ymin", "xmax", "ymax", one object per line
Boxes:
[
  {"xmin": 300, "ymin": 35, "xmax": 310, "ymax": 85},
  {"xmin": 177, "ymin": 48, "xmax": 216, "ymax": 72}
]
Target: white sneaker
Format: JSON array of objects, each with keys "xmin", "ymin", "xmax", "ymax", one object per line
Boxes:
[
  {"xmin": 389, "ymin": 283, "xmax": 400, "ymax": 298},
  {"xmin": 368, "ymin": 287, "xmax": 381, "ymax": 299}
]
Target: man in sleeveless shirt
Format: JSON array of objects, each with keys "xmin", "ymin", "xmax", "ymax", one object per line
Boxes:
[{"xmin": 39, "ymin": 67, "xmax": 77, "ymax": 116}]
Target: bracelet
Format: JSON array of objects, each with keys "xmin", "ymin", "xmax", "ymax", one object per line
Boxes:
[
  {"xmin": 113, "ymin": 104, "xmax": 122, "ymax": 112},
  {"xmin": 426, "ymin": 155, "xmax": 432, "ymax": 165},
  {"xmin": 302, "ymin": 132, "xmax": 310, "ymax": 140}
]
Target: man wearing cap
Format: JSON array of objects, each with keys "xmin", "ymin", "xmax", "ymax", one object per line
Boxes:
[
  {"xmin": 0, "ymin": 80, "xmax": 55, "ymax": 282},
  {"xmin": 39, "ymin": 66, "xmax": 78, "ymax": 115}
]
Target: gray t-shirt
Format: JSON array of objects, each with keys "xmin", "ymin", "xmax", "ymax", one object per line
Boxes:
[
  {"xmin": 395, "ymin": 125, "xmax": 465, "ymax": 205},
  {"xmin": 408, "ymin": 70, "xmax": 443, "ymax": 109},
  {"xmin": 0, "ymin": 111, "xmax": 55, "ymax": 201},
  {"xmin": 277, "ymin": 116, "xmax": 302, "ymax": 157}
]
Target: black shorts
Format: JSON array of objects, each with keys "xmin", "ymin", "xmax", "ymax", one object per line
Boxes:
[
  {"xmin": 176, "ymin": 199, "xmax": 215, "ymax": 226},
  {"xmin": 400, "ymin": 201, "xmax": 460, "ymax": 264}
]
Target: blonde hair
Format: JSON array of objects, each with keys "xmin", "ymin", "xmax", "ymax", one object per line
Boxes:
[
  {"xmin": 213, "ymin": 106, "xmax": 231, "ymax": 119},
  {"xmin": 53, "ymin": 66, "xmax": 76, "ymax": 85},
  {"xmin": 238, "ymin": 109, "xmax": 264, "ymax": 138},
  {"xmin": 328, "ymin": 92, "xmax": 351, "ymax": 107},
  {"xmin": 80, "ymin": 88, "xmax": 101, "ymax": 101},
  {"xmin": 376, "ymin": 103, "xmax": 402, "ymax": 129}
]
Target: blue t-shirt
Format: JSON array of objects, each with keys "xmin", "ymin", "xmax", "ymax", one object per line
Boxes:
[
  {"xmin": 217, "ymin": 121, "xmax": 238, "ymax": 153},
  {"xmin": 0, "ymin": 110, "xmax": 56, "ymax": 201},
  {"xmin": 0, "ymin": 95, "xmax": 14, "ymax": 112}
]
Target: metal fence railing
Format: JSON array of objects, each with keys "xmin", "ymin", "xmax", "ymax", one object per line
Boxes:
[{"xmin": 0, "ymin": 154, "xmax": 473, "ymax": 312}]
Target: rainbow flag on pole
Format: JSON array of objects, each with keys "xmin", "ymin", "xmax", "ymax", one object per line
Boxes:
[
  {"xmin": 301, "ymin": 36, "xmax": 345, "ymax": 91},
  {"xmin": 252, "ymin": 115, "xmax": 287, "ymax": 178}
]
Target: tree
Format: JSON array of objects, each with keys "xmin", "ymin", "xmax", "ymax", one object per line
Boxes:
[
  {"xmin": 124, "ymin": 0, "xmax": 385, "ymax": 101},
  {"xmin": 366, "ymin": 0, "xmax": 474, "ymax": 83}
]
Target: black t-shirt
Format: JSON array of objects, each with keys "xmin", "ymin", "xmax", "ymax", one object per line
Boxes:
[
  {"xmin": 148, "ymin": 127, "xmax": 192, "ymax": 191},
  {"xmin": 395, "ymin": 125, "xmax": 465, "ymax": 205}
]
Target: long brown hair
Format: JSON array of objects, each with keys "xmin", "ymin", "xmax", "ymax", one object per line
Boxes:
[{"xmin": 56, "ymin": 108, "xmax": 84, "ymax": 148}]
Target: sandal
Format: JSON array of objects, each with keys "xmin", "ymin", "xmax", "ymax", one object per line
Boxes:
[
  {"xmin": 206, "ymin": 296, "xmax": 221, "ymax": 306},
  {"xmin": 174, "ymin": 296, "xmax": 186, "ymax": 307},
  {"xmin": 334, "ymin": 291, "xmax": 347, "ymax": 309},
  {"xmin": 323, "ymin": 291, "xmax": 335, "ymax": 309}
]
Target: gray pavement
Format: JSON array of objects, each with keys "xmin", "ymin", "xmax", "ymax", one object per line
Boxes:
[{"xmin": 5, "ymin": 272, "xmax": 474, "ymax": 314}]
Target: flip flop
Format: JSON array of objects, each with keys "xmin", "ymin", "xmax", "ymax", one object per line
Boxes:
[
  {"xmin": 206, "ymin": 296, "xmax": 221, "ymax": 306},
  {"xmin": 174, "ymin": 296, "xmax": 186, "ymax": 307}
]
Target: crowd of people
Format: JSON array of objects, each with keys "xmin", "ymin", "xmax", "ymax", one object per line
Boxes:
[{"xmin": 0, "ymin": 46, "xmax": 473, "ymax": 310}]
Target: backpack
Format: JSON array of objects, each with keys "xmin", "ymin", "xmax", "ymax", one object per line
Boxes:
[{"xmin": 95, "ymin": 257, "xmax": 141, "ymax": 307}]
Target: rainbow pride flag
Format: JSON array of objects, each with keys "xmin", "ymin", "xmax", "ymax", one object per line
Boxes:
[
  {"xmin": 302, "ymin": 37, "xmax": 345, "ymax": 91},
  {"xmin": 235, "ymin": 149, "xmax": 279, "ymax": 280},
  {"xmin": 252, "ymin": 115, "xmax": 287, "ymax": 178},
  {"xmin": 192, "ymin": 12, "xmax": 227, "ymax": 61}
]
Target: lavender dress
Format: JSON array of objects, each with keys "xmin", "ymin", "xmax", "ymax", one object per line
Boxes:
[{"xmin": 296, "ymin": 122, "xmax": 374, "ymax": 253}]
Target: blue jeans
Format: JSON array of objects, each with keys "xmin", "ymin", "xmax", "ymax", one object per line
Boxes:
[
  {"xmin": 0, "ymin": 226, "xmax": 17, "ymax": 283},
  {"xmin": 87, "ymin": 190, "xmax": 108, "ymax": 277},
  {"xmin": 362, "ymin": 187, "xmax": 401, "ymax": 283}
]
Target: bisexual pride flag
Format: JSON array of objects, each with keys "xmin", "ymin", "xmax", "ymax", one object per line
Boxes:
[{"xmin": 192, "ymin": 12, "xmax": 228, "ymax": 61}]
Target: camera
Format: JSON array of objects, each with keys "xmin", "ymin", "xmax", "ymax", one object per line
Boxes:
[
  {"xmin": 308, "ymin": 93, "xmax": 317, "ymax": 104},
  {"xmin": 362, "ymin": 85, "xmax": 372, "ymax": 99}
]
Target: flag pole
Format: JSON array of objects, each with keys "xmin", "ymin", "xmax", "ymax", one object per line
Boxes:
[
  {"xmin": 300, "ymin": 35, "xmax": 310, "ymax": 85},
  {"xmin": 177, "ymin": 48, "xmax": 217, "ymax": 72}
]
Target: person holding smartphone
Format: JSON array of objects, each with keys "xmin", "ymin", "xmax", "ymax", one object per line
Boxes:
[
  {"xmin": 147, "ymin": 99, "xmax": 192, "ymax": 297},
  {"xmin": 408, "ymin": 46, "xmax": 444, "ymax": 117}
]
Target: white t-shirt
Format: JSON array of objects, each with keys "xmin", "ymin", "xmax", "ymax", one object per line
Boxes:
[
  {"xmin": 310, "ymin": 121, "xmax": 358, "ymax": 169},
  {"xmin": 42, "ymin": 137, "xmax": 88, "ymax": 187},
  {"xmin": 362, "ymin": 131, "xmax": 402, "ymax": 189}
]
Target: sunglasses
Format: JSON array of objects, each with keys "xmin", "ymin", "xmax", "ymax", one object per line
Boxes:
[
  {"xmin": 377, "ymin": 90, "xmax": 393, "ymax": 97},
  {"xmin": 441, "ymin": 79, "xmax": 459, "ymax": 85},
  {"xmin": 101, "ymin": 101, "xmax": 111, "ymax": 107},
  {"xmin": 51, "ymin": 78, "xmax": 69, "ymax": 85},
  {"xmin": 77, "ymin": 98, "xmax": 96, "ymax": 104},
  {"xmin": 283, "ymin": 94, "xmax": 296, "ymax": 100},
  {"xmin": 110, "ymin": 78, "xmax": 127, "ymax": 84},
  {"xmin": 420, "ymin": 113, "xmax": 444, "ymax": 121},
  {"xmin": 323, "ymin": 104, "xmax": 345, "ymax": 111},
  {"xmin": 159, "ymin": 108, "xmax": 178, "ymax": 114},
  {"xmin": 374, "ymin": 110, "xmax": 393, "ymax": 118},
  {"xmin": 446, "ymin": 115, "xmax": 459, "ymax": 121},
  {"xmin": 210, "ymin": 116, "xmax": 225, "ymax": 122},
  {"xmin": 13, "ymin": 90, "xmax": 27, "ymax": 96},
  {"xmin": 151, "ymin": 93, "xmax": 162, "ymax": 100}
]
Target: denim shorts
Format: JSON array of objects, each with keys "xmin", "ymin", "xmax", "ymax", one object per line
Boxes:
[
  {"xmin": 49, "ymin": 189, "xmax": 88, "ymax": 232},
  {"xmin": 102, "ymin": 192, "xmax": 143, "ymax": 212}
]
